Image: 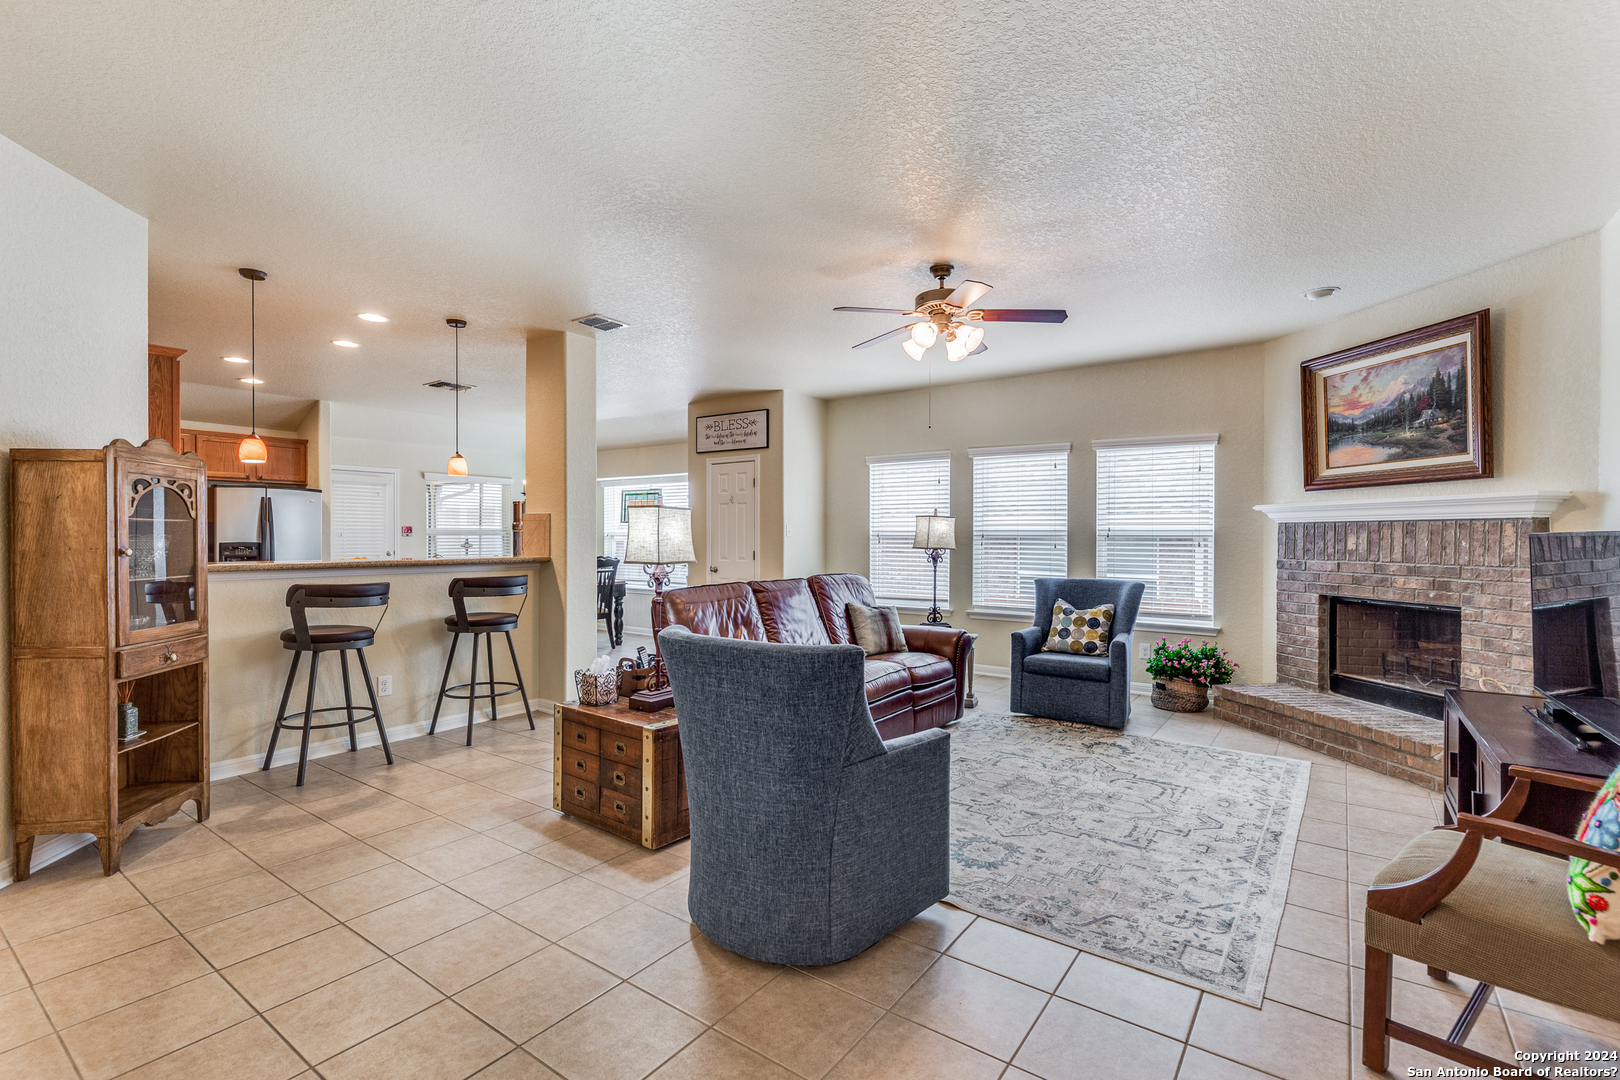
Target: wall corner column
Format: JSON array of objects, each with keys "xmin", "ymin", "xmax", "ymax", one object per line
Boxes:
[{"xmin": 527, "ymin": 330, "xmax": 598, "ymax": 700}]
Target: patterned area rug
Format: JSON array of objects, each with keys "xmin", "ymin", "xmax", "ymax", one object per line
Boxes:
[{"xmin": 947, "ymin": 712, "xmax": 1310, "ymax": 1005}]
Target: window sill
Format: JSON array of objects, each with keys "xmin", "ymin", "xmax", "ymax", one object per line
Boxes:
[
  {"xmin": 1134, "ymin": 617, "xmax": 1221, "ymax": 636},
  {"xmin": 966, "ymin": 608, "xmax": 1035, "ymax": 623}
]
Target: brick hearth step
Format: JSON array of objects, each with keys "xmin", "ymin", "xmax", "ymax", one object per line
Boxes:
[{"xmin": 1212, "ymin": 683, "xmax": 1444, "ymax": 790}]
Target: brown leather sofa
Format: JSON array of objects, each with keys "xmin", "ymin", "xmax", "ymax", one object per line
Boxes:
[{"xmin": 652, "ymin": 573, "xmax": 973, "ymax": 740}]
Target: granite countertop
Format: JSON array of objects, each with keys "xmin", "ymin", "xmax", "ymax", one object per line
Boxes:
[{"xmin": 208, "ymin": 555, "xmax": 549, "ymax": 573}]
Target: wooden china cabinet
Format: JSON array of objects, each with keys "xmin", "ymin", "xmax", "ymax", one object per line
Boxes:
[{"xmin": 9, "ymin": 438, "xmax": 210, "ymax": 879}]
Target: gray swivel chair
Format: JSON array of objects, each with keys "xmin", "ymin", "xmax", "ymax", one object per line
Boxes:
[
  {"xmin": 1010, "ymin": 577, "xmax": 1145, "ymax": 729},
  {"xmin": 658, "ymin": 625, "xmax": 951, "ymax": 966}
]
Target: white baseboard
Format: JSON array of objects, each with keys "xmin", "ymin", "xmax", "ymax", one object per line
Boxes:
[
  {"xmin": 0, "ymin": 833, "xmax": 100, "ymax": 889},
  {"xmin": 973, "ymin": 663, "xmax": 1011, "ymax": 679},
  {"xmin": 618, "ymin": 627, "xmax": 654, "ymax": 639},
  {"xmin": 213, "ymin": 697, "xmax": 555, "ymax": 780},
  {"xmin": 0, "ymin": 696, "xmax": 555, "ymax": 889}
]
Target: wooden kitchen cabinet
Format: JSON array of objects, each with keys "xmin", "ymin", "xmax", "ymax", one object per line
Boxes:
[
  {"xmin": 180, "ymin": 428, "xmax": 307, "ymax": 486},
  {"xmin": 9, "ymin": 439, "xmax": 210, "ymax": 879}
]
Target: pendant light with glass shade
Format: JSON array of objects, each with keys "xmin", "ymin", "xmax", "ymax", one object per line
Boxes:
[
  {"xmin": 237, "ymin": 268, "xmax": 269, "ymax": 464},
  {"xmin": 446, "ymin": 319, "xmax": 468, "ymax": 476}
]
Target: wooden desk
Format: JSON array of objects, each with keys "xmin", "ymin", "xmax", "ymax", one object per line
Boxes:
[{"xmin": 1444, "ymin": 688, "xmax": 1620, "ymax": 835}]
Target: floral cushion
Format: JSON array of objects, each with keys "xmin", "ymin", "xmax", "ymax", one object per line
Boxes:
[
  {"xmin": 1570, "ymin": 765, "xmax": 1620, "ymax": 942},
  {"xmin": 1043, "ymin": 600, "xmax": 1113, "ymax": 656}
]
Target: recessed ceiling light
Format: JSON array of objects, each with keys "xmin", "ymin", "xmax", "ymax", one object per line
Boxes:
[
  {"xmin": 222, "ymin": 356, "xmax": 250, "ymax": 363},
  {"xmin": 238, "ymin": 376, "xmax": 264, "ymax": 384},
  {"xmin": 332, "ymin": 339, "xmax": 360, "ymax": 347},
  {"xmin": 357, "ymin": 313, "xmax": 388, "ymax": 322},
  {"xmin": 1304, "ymin": 286, "xmax": 1341, "ymax": 300}
]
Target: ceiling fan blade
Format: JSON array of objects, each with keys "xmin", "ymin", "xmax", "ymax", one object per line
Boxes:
[
  {"xmin": 851, "ymin": 325, "xmax": 915, "ymax": 349},
  {"xmin": 943, "ymin": 279, "xmax": 992, "ymax": 309},
  {"xmin": 834, "ymin": 306, "xmax": 914, "ymax": 315},
  {"xmin": 973, "ymin": 309, "xmax": 1068, "ymax": 323},
  {"xmin": 968, "ymin": 341, "xmax": 988, "ymax": 356}
]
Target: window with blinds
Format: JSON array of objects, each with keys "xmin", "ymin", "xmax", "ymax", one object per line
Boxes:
[
  {"xmin": 330, "ymin": 467, "xmax": 396, "ymax": 560},
  {"xmin": 600, "ymin": 475, "xmax": 689, "ymax": 588},
  {"xmin": 425, "ymin": 475, "xmax": 512, "ymax": 558},
  {"xmin": 1095, "ymin": 436, "xmax": 1217, "ymax": 621},
  {"xmin": 970, "ymin": 445, "xmax": 1069, "ymax": 611},
  {"xmin": 868, "ymin": 454, "xmax": 950, "ymax": 604}
]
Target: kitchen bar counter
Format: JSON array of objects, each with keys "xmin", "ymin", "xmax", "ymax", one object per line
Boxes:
[{"xmin": 209, "ymin": 554, "xmax": 547, "ymax": 574}]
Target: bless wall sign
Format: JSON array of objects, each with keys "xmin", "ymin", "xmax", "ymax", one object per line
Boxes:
[{"xmin": 696, "ymin": 409, "xmax": 769, "ymax": 453}]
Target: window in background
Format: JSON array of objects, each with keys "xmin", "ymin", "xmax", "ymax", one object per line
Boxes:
[
  {"xmin": 329, "ymin": 466, "xmax": 398, "ymax": 560},
  {"xmin": 970, "ymin": 444, "xmax": 1070, "ymax": 611},
  {"xmin": 1095, "ymin": 435, "xmax": 1218, "ymax": 622},
  {"xmin": 600, "ymin": 474, "xmax": 689, "ymax": 588},
  {"xmin": 868, "ymin": 453, "xmax": 951, "ymax": 605},
  {"xmin": 425, "ymin": 474, "xmax": 512, "ymax": 558}
]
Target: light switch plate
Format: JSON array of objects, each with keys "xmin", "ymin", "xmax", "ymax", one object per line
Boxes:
[{"xmin": 377, "ymin": 675, "xmax": 393, "ymax": 696}]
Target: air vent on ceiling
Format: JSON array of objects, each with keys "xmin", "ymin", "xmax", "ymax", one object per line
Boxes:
[
  {"xmin": 423, "ymin": 380, "xmax": 474, "ymax": 391},
  {"xmin": 573, "ymin": 314, "xmax": 627, "ymax": 332}
]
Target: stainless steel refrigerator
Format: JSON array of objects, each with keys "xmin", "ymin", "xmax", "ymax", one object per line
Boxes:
[{"xmin": 210, "ymin": 483, "xmax": 324, "ymax": 562}]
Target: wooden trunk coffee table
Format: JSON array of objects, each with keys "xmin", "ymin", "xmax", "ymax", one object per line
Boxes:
[{"xmin": 553, "ymin": 698, "xmax": 688, "ymax": 849}]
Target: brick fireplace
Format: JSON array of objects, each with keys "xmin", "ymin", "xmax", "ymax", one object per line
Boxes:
[{"xmin": 1213, "ymin": 492, "xmax": 1572, "ymax": 790}]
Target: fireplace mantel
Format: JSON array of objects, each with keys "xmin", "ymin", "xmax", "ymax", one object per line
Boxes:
[{"xmin": 1254, "ymin": 490, "xmax": 1571, "ymax": 524}]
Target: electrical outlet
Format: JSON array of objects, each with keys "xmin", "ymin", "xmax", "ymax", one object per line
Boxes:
[
  {"xmin": 1139, "ymin": 642, "xmax": 1152, "ymax": 660},
  {"xmin": 377, "ymin": 675, "xmax": 393, "ymax": 696}
]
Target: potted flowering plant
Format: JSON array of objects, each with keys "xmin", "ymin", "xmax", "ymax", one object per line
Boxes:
[{"xmin": 1144, "ymin": 638, "xmax": 1237, "ymax": 712}]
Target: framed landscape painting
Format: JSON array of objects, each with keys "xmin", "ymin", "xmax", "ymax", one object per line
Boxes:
[{"xmin": 1300, "ymin": 309, "xmax": 1492, "ymax": 490}]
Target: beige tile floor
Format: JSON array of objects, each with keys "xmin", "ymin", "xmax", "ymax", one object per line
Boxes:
[{"xmin": 1, "ymin": 646, "xmax": 1615, "ymax": 1080}]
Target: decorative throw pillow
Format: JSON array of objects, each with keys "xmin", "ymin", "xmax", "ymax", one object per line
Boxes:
[
  {"xmin": 846, "ymin": 603, "xmax": 907, "ymax": 656},
  {"xmin": 1571, "ymin": 764, "xmax": 1620, "ymax": 942},
  {"xmin": 1043, "ymin": 600, "xmax": 1114, "ymax": 656}
]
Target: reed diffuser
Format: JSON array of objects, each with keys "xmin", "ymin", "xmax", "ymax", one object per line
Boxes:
[{"xmin": 117, "ymin": 681, "xmax": 141, "ymax": 741}]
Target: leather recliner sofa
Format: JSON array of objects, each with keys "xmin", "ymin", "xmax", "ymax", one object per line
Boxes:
[{"xmin": 651, "ymin": 573, "xmax": 973, "ymax": 740}]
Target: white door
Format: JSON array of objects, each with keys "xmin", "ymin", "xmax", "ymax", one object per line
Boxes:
[
  {"xmin": 330, "ymin": 466, "xmax": 398, "ymax": 559},
  {"xmin": 707, "ymin": 457, "xmax": 758, "ymax": 583}
]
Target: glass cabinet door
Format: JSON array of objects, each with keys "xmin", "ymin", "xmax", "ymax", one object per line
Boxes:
[{"xmin": 117, "ymin": 460, "xmax": 205, "ymax": 644}]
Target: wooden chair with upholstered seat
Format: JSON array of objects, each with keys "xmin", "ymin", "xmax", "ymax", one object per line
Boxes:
[{"xmin": 1363, "ymin": 765, "xmax": 1620, "ymax": 1072}]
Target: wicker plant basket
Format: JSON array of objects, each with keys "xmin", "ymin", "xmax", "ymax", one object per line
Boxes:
[
  {"xmin": 574, "ymin": 670, "xmax": 619, "ymax": 706},
  {"xmin": 1151, "ymin": 678, "xmax": 1210, "ymax": 713}
]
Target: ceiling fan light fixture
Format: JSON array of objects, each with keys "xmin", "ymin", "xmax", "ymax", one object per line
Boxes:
[
  {"xmin": 909, "ymin": 321, "xmax": 937, "ymax": 349},
  {"xmin": 959, "ymin": 324, "xmax": 984, "ymax": 354},
  {"xmin": 946, "ymin": 335, "xmax": 970, "ymax": 362},
  {"xmin": 902, "ymin": 339, "xmax": 927, "ymax": 361}
]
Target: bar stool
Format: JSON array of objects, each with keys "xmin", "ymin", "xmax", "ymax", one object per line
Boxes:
[
  {"xmin": 429, "ymin": 576, "xmax": 534, "ymax": 746},
  {"xmin": 264, "ymin": 583, "xmax": 394, "ymax": 786}
]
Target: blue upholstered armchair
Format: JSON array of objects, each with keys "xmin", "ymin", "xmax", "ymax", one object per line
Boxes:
[
  {"xmin": 659, "ymin": 625, "xmax": 951, "ymax": 966},
  {"xmin": 1010, "ymin": 577, "xmax": 1145, "ymax": 729}
]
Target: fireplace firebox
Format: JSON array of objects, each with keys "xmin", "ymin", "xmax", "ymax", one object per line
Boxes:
[{"xmin": 1329, "ymin": 597, "xmax": 1462, "ymax": 718}]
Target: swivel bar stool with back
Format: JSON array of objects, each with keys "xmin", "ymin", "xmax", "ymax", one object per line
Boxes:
[
  {"xmin": 429, "ymin": 575, "xmax": 535, "ymax": 745},
  {"xmin": 264, "ymin": 582, "xmax": 395, "ymax": 786}
]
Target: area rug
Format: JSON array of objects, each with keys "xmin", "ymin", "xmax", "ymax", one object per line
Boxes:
[{"xmin": 947, "ymin": 712, "xmax": 1310, "ymax": 1005}]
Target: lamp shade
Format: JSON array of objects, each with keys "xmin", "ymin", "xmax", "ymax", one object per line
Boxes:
[
  {"xmin": 913, "ymin": 514, "xmax": 956, "ymax": 550},
  {"xmin": 238, "ymin": 434, "xmax": 268, "ymax": 464},
  {"xmin": 625, "ymin": 505, "xmax": 695, "ymax": 564}
]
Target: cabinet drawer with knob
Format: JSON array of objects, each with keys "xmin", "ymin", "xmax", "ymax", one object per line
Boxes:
[{"xmin": 119, "ymin": 634, "xmax": 207, "ymax": 679}]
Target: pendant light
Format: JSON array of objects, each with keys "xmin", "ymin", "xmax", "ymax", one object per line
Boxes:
[
  {"xmin": 237, "ymin": 268, "xmax": 269, "ymax": 464},
  {"xmin": 446, "ymin": 318, "xmax": 468, "ymax": 476}
]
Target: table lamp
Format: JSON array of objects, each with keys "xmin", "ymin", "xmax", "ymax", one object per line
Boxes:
[
  {"xmin": 625, "ymin": 505, "xmax": 695, "ymax": 657},
  {"xmin": 913, "ymin": 512, "xmax": 955, "ymax": 625}
]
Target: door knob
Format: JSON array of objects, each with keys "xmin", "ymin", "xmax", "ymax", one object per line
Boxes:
[
  {"xmin": 709, "ymin": 566, "xmax": 718, "ymax": 573},
  {"xmin": 117, "ymin": 547, "xmax": 133, "ymax": 557}
]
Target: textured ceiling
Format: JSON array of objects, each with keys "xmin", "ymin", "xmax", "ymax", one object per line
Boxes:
[{"xmin": 4, "ymin": 1, "xmax": 1618, "ymax": 447}]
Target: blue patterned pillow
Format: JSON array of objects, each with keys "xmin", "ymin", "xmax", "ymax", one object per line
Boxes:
[{"xmin": 1043, "ymin": 600, "xmax": 1113, "ymax": 655}]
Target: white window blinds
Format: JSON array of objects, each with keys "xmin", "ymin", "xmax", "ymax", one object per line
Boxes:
[
  {"xmin": 330, "ymin": 467, "xmax": 396, "ymax": 560},
  {"xmin": 1095, "ymin": 436, "xmax": 1217, "ymax": 620},
  {"xmin": 600, "ymin": 475, "xmax": 689, "ymax": 588},
  {"xmin": 971, "ymin": 445, "xmax": 1069, "ymax": 610},
  {"xmin": 868, "ymin": 454, "xmax": 950, "ymax": 604},
  {"xmin": 425, "ymin": 475, "xmax": 512, "ymax": 558}
]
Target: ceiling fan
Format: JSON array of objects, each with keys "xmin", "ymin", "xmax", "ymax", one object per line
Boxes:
[{"xmin": 835, "ymin": 262, "xmax": 1067, "ymax": 361}]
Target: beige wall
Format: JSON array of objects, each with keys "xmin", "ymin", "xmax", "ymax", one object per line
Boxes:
[
  {"xmin": 1601, "ymin": 210, "xmax": 1620, "ymax": 531},
  {"xmin": 687, "ymin": 391, "xmax": 786, "ymax": 583},
  {"xmin": 824, "ymin": 345, "xmax": 1268, "ymax": 681},
  {"xmin": 597, "ymin": 441, "xmax": 686, "ymax": 480},
  {"xmin": 1258, "ymin": 232, "xmax": 1607, "ymax": 680},
  {"xmin": 782, "ymin": 392, "xmax": 827, "ymax": 578},
  {"xmin": 526, "ymin": 331, "xmax": 598, "ymax": 699},
  {"xmin": 0, "ymin": 134, "xmax": 148, "ymax": 873},
  {"xmin": 207, "ymin": 565, "xmax": 545, "ymax": 768}
]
